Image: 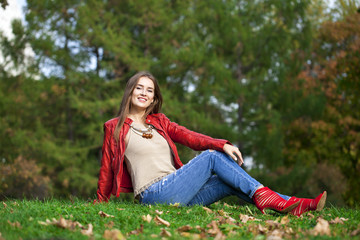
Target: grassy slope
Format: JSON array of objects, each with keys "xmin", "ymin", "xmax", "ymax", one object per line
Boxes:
[{"xmin": 0, "ymin": 199, "xmax": 359, "ymax": 240}]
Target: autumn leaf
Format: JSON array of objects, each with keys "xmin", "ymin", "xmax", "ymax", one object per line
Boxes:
[
  {"xmin": 7, "ymin": 220, "xmax": 21, "ymax": 229},
  {"xmin": 160, "ymin": 228, "xmax": 172, "ymax": 237},
  {"xmin": 310, "ymin": 217, "xmax": 331, "ymax": 236},
  {"xmin": 116, "ymin": 208, "xmax": 125, "ymax": 211},
  {"xmin": 80, "ymin": 223, "xmax": 93, "ymax": 236},
  {"xmin": 2, "ymin": 202, "xmax": 7, "ymax": 208},
  {"xmin": 207, "ymin": 220, "xmax": 221, "ymax": 236},
  {"xmin": 104, "ymin": 221, "xmax": 115, "ymax": 229},
  {"xmin": 141, "ymin": 214, "xmax": 152, "ymax": 223},
  {"xmin": 239, "ymin": 214, "xmax": 261, "ymax": 223},
  {"xmin": 128, "ymin": 224, "xmax": 143, "ymax": 235},
  {"xmin": 280, "ymin": 215, "xmax": 290, "ymax": 225},
  {"xmin": 177, "ymin": 225, "xmax": 193, "ymax": 232},
  {"xmin": 265, "ymin": 220, "xmax": 281, "ymax": 230},
  {"xmin": 169, "ymin": 203, "xmax": 180, "ymax": 207},
  {"xmin": 154, "ymin": 216, "xmax": 170, "ymax": 227},
  {"xmin": 329, "ymin": 217, "xmax": 348, "ymax": 224},
  {"xmin": 307, "ymin": 212, "xmax": 315, "ymax": 219},
  {"xmin": 267, "ymin": 229, "xmax": 283, "ymax": 240},
  {"xmin": 103, "ymin": 229, "xmax": 125, "ymax": 240},
  {"xmin": 99, "ymin": 211, "xmax": 115, "ymax": 218},
  {"xmin": 155, "ymin": 209, "xmax": 163, "ymax": 215},
  {"xmin": 202, "ymin": 206, "xmax": 213, "ymax": 214}
]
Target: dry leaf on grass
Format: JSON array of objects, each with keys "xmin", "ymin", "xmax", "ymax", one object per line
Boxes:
[
  {"xmin": 329, "ymin": 217, "xmax": 349, "ymax": 224},
  {"xmin": 38, "ymin": 217, "xmax": 92, "ymax": 236},
  {"xmin": 207, "ymin": 220, "xmax": 221, "ymax": 236},
  {"xmin": 80, "ymin": 224, "xmax": 93, "ymax": 236},
  {"xmin": 2, "ymin": 202, "xmax": 7, "ymax": 208},
  {"xmin": 202, "ymin": 207, "xmax": 213, "ymax": 214},
  {"xmin": 154, "ymin": 216, "xmax": 170, "ymax": 227},
  {"xmin": 169, "ymin": 203, "xmax": 180, "ymax": 207},
  {"xmin": 310, "ymin": 217, "xmax": 331, "ymax": 236},
  {"xmin": 99, "ymin": 211, "xmax": 115, "ymax": 218},
  {"xmin": 239, "ymin": 214, "xmax": 260, "ymax": 223},
  {"xmin": 155, "ymin": 209, "xmax": 163, "ymax": 215},
  {"xmin": 142, "ymin": 214, "xmax": 152, "ymax": 223},
  {"xmin": 160, "ymin": 228, "xmax": 172, "ymax": 237},
  {"xmin": 116, "ymin": 208, "xmax": 125, "ymax": 211},
  {"xmin": 307, "ymin": 212, "xmax": 315, "ymax": 219},
  {"xmin": 103, "ymin": 229, "xmax": 125, "ymax": 240},
  {"xmin": 280, "ymin": 215, "xmax": 290, "ymax": 225},
  {"xmin": 177, "ymin": 225, "xmax": 193, "ymax": 232},
  {"xmin": 267, "ymin": 229, "xmax": 283, "ymax": 240},
  {"xmin": 7, "ymin": 220, "xmax": 21, "ymax": 229},
  {"xmin": 265, "ymin": 220, "xmax": 281, "ymax": 230},
  {"xmin": 128, "ymin": 224, "xmax": 143, "ymax": 235},
  {"xmin": 351, "ymin": 228, "xmax": 360, "ymax": 236},
  {"xmin": 105, "ymin": 221, "xmax": 115, "ymax": 229}
]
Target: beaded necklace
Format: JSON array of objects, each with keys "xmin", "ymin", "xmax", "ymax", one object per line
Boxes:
[{"xmin": 130, "ymin": 124, "xmax": 154, "ymax": 139}]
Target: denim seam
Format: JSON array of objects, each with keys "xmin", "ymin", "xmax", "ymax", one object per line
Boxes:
[{"xmin": 212, "ymin": 151, "xmax": 261, "ymax": 199}]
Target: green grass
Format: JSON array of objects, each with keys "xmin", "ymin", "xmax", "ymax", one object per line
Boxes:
[{"xmin": 0, "ymin": 198, "xmax": 359, "ymax": 239}]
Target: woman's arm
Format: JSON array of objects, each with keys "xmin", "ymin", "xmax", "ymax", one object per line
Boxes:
[{"xmin": 96, "ymin": 124, "xmax": 114, "ymax": 203}]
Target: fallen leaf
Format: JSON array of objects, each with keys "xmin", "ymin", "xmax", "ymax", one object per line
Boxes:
[
  {"xmin": 99, "ymin": 211, "xmax": 115, "ymax": 218},
  {"xmin": 154, "ymin": 216, "xmax": 170, "ymax": 227},
  {"xmin": 207, "ymin": 220, "xmax": 221, "ymax": 236},
  {"xmin": 150, "ymin": 234, "xmax": 158, "ymax": 238},
  {"xmin": 330, "ymin": 217, "xmax": 348, "ymax": 224},
  {"xmin": 155, "ymin": 210, "xmax": 163, "ymax": 215},
  {"xmin": 351, "ymin": 228, "xmax": 360, "ymax": 236},
  {"xmin": 116, "ymin": 208, "xmax": 125, "ymax": 211},
  {"xmin": 80, "ymin": 223, "xmax": 93, "ymax": 236},
  {"xmin": 186, "ymin": 209, "xmax": 192, "ymax": 213},
  {"xmin": 202, "ymin": 207, "xmax": 213, "ymax": 214},
  {"xmin": 307, "ymin": 212, "xmax": 315, "ymax": 219},
  {"xmin": 170, "ymin": 203, "xmax": 180, "ymax": 207},
  {"xmin": 128, "ymin": 224, "xmax": 143, "ymax": 235},
  {"xmin": 142, "ymin": 214, "xmax": 152, "ymax": 223},
  {"xmin": 258, "ymin": 224, "xmax": 268, "ymax": 234},
  {"xmin": 310, "ymin": 217, "xmax": 331, "ymax": 236},
  {"xmin": 267, "ymin": 229, "xmax": 283, "ymax": 240},
  {"xmin": 2, "ymin": 202, "xmax": 7, "ymax": 208},
  {"xmin": 160, "ymin": 228, "xmax": 172, "ymax": 237},
  {"xmin": 280, "ymin": 215, "xmax": 290, "ymax": 225},
  {"xmin": 103, "ymin": 229, "xmax": 125, "ymax": 240},
  {"xmin": 7, "ymin": 220, "xmax": 21, "ymax": 229},
  {"xmin": 217, "ymin": 209, "xmax": 226, "ymax": 216},
  {"xmin": 239, "ymin": 214, "xmax": 260, "ymax": 223},
  {"xmin": 177, "ymin": 225, "xmax": 193, "ymax": 232},
  {"xmin": 11, "ymin": 201, "xmax": 19, "ymax": 206},
  {"xmin": 105, "ymin": 221, "xmax": 115, "ymax": 229},
  {"xmin": 265, "ymin": 220, "xmax": 281, "ymax": 230}
]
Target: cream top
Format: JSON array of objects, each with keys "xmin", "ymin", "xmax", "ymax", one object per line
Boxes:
[{"xmin": 124, "ymin": 122, "xmax": 176, "ymax": 197}]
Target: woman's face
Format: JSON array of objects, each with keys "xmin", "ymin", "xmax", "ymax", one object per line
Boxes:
[{"xmin": 130, "ymin": 76, "xmax": 155, "ymax": 112}]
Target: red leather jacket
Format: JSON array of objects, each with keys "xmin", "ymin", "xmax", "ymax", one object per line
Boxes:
[{"xmin": 96, "ymin": 113, "xmax": 230, "ymax": 202}]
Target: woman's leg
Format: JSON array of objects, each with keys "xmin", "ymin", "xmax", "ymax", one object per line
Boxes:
[
  {"xmin": 140, "ymin": 150, "xmax": 261, "ymax": 205},
  {"xmin": 186, "ymin": 175, "xmax": 254, "ymax": 206}
]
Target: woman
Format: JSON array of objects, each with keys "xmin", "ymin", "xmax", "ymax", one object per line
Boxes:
[{"xmin": 96, "ymin": 71, "xmax": 326, "ymax": 216}]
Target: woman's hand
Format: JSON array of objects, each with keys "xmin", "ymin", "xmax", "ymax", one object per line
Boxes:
[{"xmin": 223, "ymin": 144, "xmax": 244, "ymax": 166}]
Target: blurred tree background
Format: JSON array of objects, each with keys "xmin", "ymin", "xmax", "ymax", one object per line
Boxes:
[{"xmin": 0, "ymin": 0, "xmax": 359, "ymax": 207}]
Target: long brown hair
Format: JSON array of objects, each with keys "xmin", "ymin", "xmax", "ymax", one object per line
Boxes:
[{"xmin": 113, "ymin": 71, "xmax": 163, "ymax": 142}]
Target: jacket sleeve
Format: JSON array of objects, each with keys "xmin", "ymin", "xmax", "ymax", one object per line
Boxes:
[
  {"xmin": 96, "ymin": 124, "xmax": 114, "ymax": 203},
  {"xmin": 162, "ymin": 114, "xmax": 231, "ymax": 151}
]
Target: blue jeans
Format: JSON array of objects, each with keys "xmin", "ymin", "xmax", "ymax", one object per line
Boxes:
[{"xmin": 139, "ymin": 150, "xmax": 290, "ymax": 206}]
